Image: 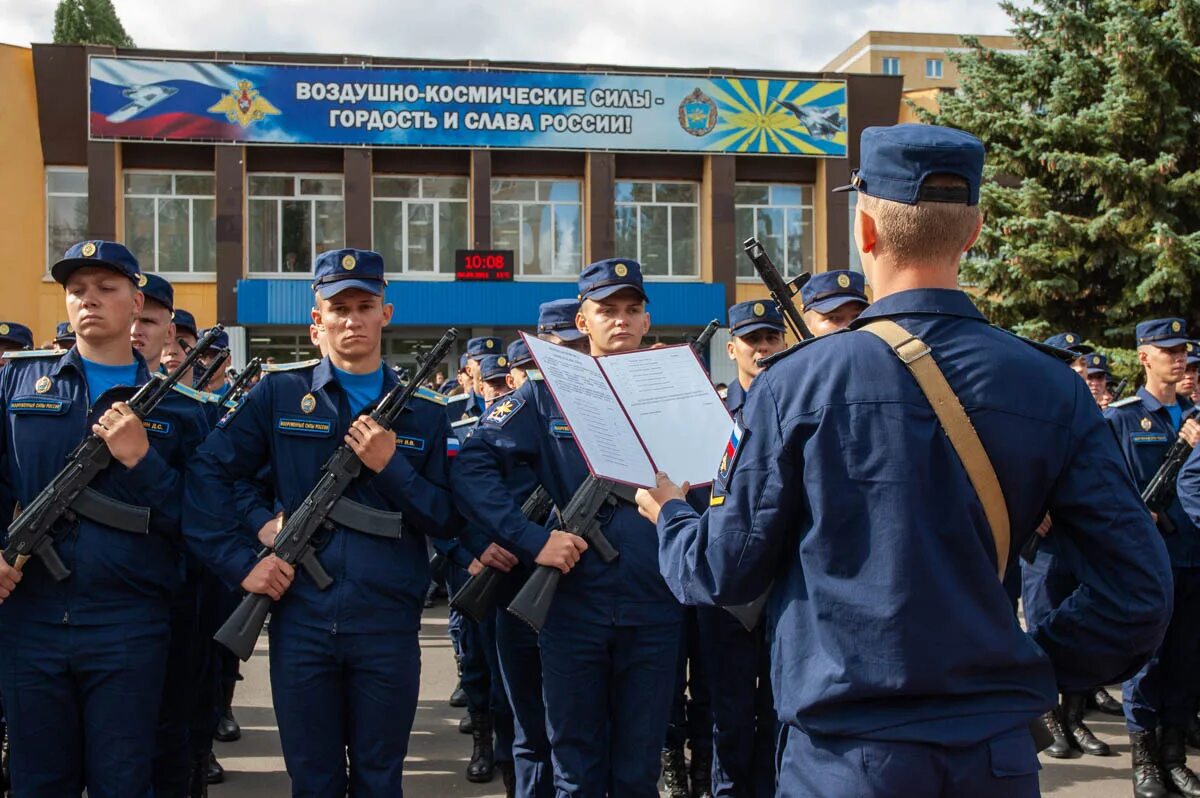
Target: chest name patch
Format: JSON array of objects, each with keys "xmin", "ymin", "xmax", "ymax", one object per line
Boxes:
[
  {"xmin": 549, "ymin": 420, "xmax": 572, "ymax": 438},
  {"xmin": 395, "ymin": 435, "xmax": 426, "ymax": 452},
  {"xmin": 142, "ymin": 418, "xmax": 173, "ymax": 437},
  {"xmin": 10, "ymin": 396, "xmax": 68, "ymax": 415},
  {"xmin": 277, "ymin": 416, "xmax": 334, "ymax": 436},
  {"xmin": 1131, "ymin": 432, "xmax": 1169, "ymax": 445}
]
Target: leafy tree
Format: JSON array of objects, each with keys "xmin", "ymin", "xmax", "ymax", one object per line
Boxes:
[
  {"xmin": 924, "ymin": 0, "xmax": 1200, "ymax": 350},
  {"xmin": 53, "ymin": 0, "xmax": 135, "ymax": 48}
]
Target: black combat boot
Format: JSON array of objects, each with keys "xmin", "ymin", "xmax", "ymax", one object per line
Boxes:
[
  {"xmin": 660, "ymin": 746, "xmax": 689, "ymax": 798},
  {"xmin": 466, "ymin": 712, "xmax": 494, "ymax": 783},
  {"xmin": 1160, "ymin": 725, "xmax": 1200, "ymax": 797},
  {"xmin": 214, "ymin": 683, "xmax": 241, "ymax": 743},
  {"xmin": 1131, "ymin": 730, "xmax": 1169, "ymax": 798},
  {"xmin": 498, "ymin": 760, "xmax": 516, "ymax": 798},
  {"xmin": 1063, "ymin": 692, "xmax": 1110, "ymax": 756},
  {"xmin": 206, "ymin": 751, "xmax": 224, "ymax": 784},
  {"xmin": 187, "ymin": 755, "xmax": 209, "ymax": 797},
  {"xmin": 459, "ymin": 713, "xmax": 474, "ymax": 734},
  {"xmin": 1188, "ymin": 715, "xmax": 1200, "ymax": 750},
  {"xmin": 1088, "ymin": 687, "xmax": 1123, "ymax": 716},
  {"xmin": 689, "ymin": 743, "xmax": 713, "ymax": 798},
  {"xmin": 1040, "ymin": 707, "xmax": 1073, "ymax": 759}
]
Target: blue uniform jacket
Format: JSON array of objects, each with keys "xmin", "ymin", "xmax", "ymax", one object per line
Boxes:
[
  {"xmin": 183, "ymin": 357, "xmax": 458, "ymax": 634},
  {"xmin": 1105, "ymin": 388, "xmax": 1200, "ymax": 566},
  {"xmin": 454, "ymin": 377, "xmax": 682, "ymax": 626},
  {"xmin": 655, "ymin": 289, "xmax": 1172, "ymax": 746},
  {"xmin": 0, "ymin": 348, "xmax": 208, "ymax": 625},
  {"xmin": 1176, "ymin": 444, "xmax": 1200, "ymax": 529}
]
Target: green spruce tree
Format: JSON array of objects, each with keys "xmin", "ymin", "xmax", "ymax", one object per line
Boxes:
[
  {"xmin": 924, "ymin": 0, "xmax": 1200, "ymax": 349},
  {"xmin": 53, "ymin": 0, "xmax": 135, "ymax": 48}
]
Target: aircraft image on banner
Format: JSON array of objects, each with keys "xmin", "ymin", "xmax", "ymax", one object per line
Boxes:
[
  {"xmin": 105, "ymin": 84, "xmax": 179, "ymax": 123},
  {"xmin": 773, "ymin": 98, "xmax": 845, "ymax": 139}
]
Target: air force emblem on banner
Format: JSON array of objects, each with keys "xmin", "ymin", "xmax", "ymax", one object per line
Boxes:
[
  {"xmin": 208, "ymin": 80, "xmax": 281, "ymax": 128},
  {"xmin": 678, "ymin": 88, "xmax": 717, "ymax": 137}
]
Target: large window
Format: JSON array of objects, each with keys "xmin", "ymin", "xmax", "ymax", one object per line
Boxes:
[
  {"xmin": 248, "ymin": 175, "xmax": 344, "ymax": 274},
  {"xmin": 123, "ymin": 172, "xmax": 215, "ymax": 274},
  {"xmin": 46, "ymin": 168, "xmax": 88, "ymax": 269},
  {"xmin": 373, "ymin": 176, "xmax": 468, "ymax": 275},
  {"xmin": 614, "ymin": 181, "xmax": 699, "ymax": 278},
  {"xmin": 491, "ymin": 179, "xmax": 582, "ymax": 277},
  {"xmin": 882, "ymin": 57, "xmax": 901, "ymax": 76},
  {"xmin": 735, "ymin": 184, "xmax": 815, "ymax": 280},
  {"xmin": 926, "ymin": 58, "xmax": 944, "ymax": 79}
]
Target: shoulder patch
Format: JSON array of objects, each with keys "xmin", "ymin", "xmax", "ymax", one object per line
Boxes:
[
  {"xmin": 3, "ymin": 349, "xmax": 66, "ymax": 360},
  {"xmin": 526, "ymin": 369, "xmax": 544, "ymax": 381},
  {"xmin": 262, "ymin": 359, "xmax": 321, "ymax": 373},
  {"xmin": 483, "ymin": 396, "xmax": 525, "ymax": 427},
  {"xmin": 445, "ymin": 393, "xmax": 470, "ymax": 405},
  {"xmin": 171, "ymin": 383, "xmax": 221, "ymax": 404},
  {"xmin": 412, "ymin": 385, "xmax": 449, "ymax": 406},
  {"xmin": 1108, "ymin": 396, "xmax": 1142, "ymax": 410}
]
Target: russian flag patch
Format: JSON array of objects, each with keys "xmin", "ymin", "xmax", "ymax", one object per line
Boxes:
[{"xmin": 447, "ymin": 437, "xmax": 462, "ymax": 457}]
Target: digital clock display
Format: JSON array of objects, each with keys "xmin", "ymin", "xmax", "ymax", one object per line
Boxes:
[{"xmin": 455, "ymin": 249, "xmax": 515, "ymax": 281}]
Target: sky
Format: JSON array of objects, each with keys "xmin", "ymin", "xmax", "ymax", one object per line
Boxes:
[{"xmin": 0, "ymin": 0, "xmax": 1019, "ymax": 71}]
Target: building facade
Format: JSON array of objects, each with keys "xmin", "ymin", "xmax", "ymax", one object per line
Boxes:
[{"xmin": 1, "ymin": 42, "xmax": 903, "ymax": 377}]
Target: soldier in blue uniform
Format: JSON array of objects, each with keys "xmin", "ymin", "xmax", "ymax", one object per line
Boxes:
[
  {"xmin": 53, "ymin": 321, "xmax": 76, "ymax": 350},
  {"xmin": 507, "ymin": 339, "xmax": 536, "ymax": 390},
  {"xmin": 535, "ymin": 299, "xmax": 589, "ymax": 353},
  {"xmin": 454, "ymin": 261, "xmax": 683, "ymax": 797},
  {"xmin": 1106, "ymin": 318, "xmax": 1200, "ymax": 797},
  {"xmin": 195, "ymin": 328, "xmax": 231, "ymax": 397},
  {"xmin": 636, "ymin": 124, "xmax": 1173, "ymax": 797},
  {"xmin": 0, "ymin": 240, "xmax": 208, "ymax": 797},
  {"xmin": 1082, "ymin": 352, "xmax": 1112, "ymax": 410},
  {"xmin": 183, "ymin": 248, "xmax": 458, "ymax": 797},
  {"xmin": 1180, "ymin": 342, "xmax": 1199, "ymax": 406},
  {"xmin": 799, "ymin": 269, "xmax": 869, "ymax": 335}
]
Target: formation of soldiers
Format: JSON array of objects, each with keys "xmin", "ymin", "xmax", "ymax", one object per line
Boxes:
[{"xmin": 0, "ymin": 123, "xmax": 1194, "ymax": 798}]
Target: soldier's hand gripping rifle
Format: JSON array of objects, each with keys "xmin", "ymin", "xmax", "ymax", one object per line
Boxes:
[
  {"xmin": 449, "ymin": 486, "xmax": 555, "ymax": 624},
  {"xmin": 1142, "ymin": 406, "xmax": 1200, "ymax": 537},
  {"xmin": 214, "ymin": 328, "xmax": 459, "ymax": 660},
  {"xmin": 506, "ymin": 476, "xmax": 622, "ymax": 633},
  {"xmin": 2, "ymin": 325, "xmax": 227, "ymax": 581}
]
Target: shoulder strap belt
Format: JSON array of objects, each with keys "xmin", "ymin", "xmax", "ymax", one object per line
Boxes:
[{"xmin": 859, "ymin": 319, "xmax": 1011, "ymax": 580}]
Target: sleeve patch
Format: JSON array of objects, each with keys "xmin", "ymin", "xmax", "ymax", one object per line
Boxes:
[
  {"xmin": 714, "ymin": 419, "xmax": 749, "ymax": 495},
  {"xmin": 483, "ymin": 396, "xmax": 525, "ymax": 427}
]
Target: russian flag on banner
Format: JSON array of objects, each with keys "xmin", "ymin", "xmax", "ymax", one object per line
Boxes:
[{"xmin": 446, "ymin": 437, "xmax": 462, "ymax": 458}]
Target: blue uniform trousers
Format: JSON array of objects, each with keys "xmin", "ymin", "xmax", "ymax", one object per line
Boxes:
[
  {"xmin": 1124, "ymin": 566, "xmax": 1200, "ymax": 731},
  {"xmin": 496, "ymin": 593, "xmax": 554, "ymax": 797},
  {"xmin": 666, "ymin": 607, "xmax": 712, "ymax": 751},
  {"xmin": 152, "ymin": 574, "xmax": 205, "ymax": 797},
  {"xmin": 539, "ymin": 614, "xmax": 680, "ymax": 797},
  {"xmin": 448, "ymin": 566, "xmax": 492, "ymax": 717},
  {"xmin": 0, "ymin": 618, "xmax": 169, "ymax": 798},
  {"xmin": 268, "ymin": 617, "xmax": 421, "ymax": 798},
  {"xmin": 776, "ymin": 724, "xmax": 1040, "ymax": 797},
  {"xmin": 476, "ymin": 606, "xmax": 515, "ymax": 765},
  {"xmin": 699, "ymin": 607, "xmax": 777, "ymax": 798}
]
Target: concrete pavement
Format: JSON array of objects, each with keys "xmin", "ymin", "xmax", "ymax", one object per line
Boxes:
[{"xmin": 208, "ymin": 603, "xmax": 1140, "ymax": 797}]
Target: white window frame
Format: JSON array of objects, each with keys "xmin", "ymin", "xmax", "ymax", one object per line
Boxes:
[
  {"xmin": 246, "ymin": 173, "xmax": 345, "ymax": 278},
  {"xmin": 372, "ymin": 175, "xmax": 469, "ymax": 279},
  {"xmin": 734, "ymin": 183, "xmax": 816, "ymax": 282},
  {"xmin": 490, "ymin": 178, "xmax": 584, "ymax": 280},
  {"xmin": 881, "ymin": 57, "xmax": 901, "ymax": 76},
  {"xmin": 45, "ymin": 166, "xmax": 88, "ymax": 275},
  {"xmin": 926, "ymin": 58, "xmax": 944, "ymax": 79},
  {"xmin": 122, "ymin": 170, "xmax": 216, "ymax": 280},
  {"xmin": 613, "ymin": 181, "xmax": 701, "ymax": 281}
]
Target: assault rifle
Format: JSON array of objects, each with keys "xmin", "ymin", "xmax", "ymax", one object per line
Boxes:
[
  {"xmin": 688, "ymin": 320, "xmax": 720, "ymax": 357},
  {"xmin": 507, "ymin": 476, "xmax": 622, "ymax": 632},
  {"xmin": 1142, "ymin": 406, "xmax": 1200, "ymax": 536},
  {"xmin": 448, "ymin": 486, "xmax": 555, "ymax": 624},
  {"xmin": 2, "ymin": 325, "xmax": 226, "ymax": 580},
  {"xmin": 743, "ymin": 237, "xmax": 813, "ymax": 345},
  {"xmin": 214, "ymin": 328, "xmax": 459, "ymax": 660},
  {"xmin": 223, "ymin": 358, "xmax": 262, "ymax": 408}
]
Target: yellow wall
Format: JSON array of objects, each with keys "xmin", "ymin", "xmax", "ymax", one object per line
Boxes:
[
  {"xmin": 0, "ymin": 45, "xmax": 53, "ymax": 343},
  {"xmin": 822, "ymin": 31, "xmax": 1019, "ymax": 92}
]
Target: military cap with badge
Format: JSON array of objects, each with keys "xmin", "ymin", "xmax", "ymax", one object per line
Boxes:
[
  {"xmin": 0, "ymin": 322, "xmax": 34, "ymax": 350},
  {"xmin": 1043, "ymin": 332, "xmax": 1094, "ymax": 355},
  {"xmin": 577, "ymin": 258, "xmax": 648, "ymax": 303},
  {"xmin": 728, "ymin": 301, "xmax": 785, "ymax": 337},
  {"xmin": 1084, "ymin": 353, "xmax": 1109, "ymax": 376},
  {"xmin": 139, "ymin": 272, "xmax": 175, "ymax": 313},
  {"xmin": 478, "ymin": 354, "xmax": 511, "ymax": 383},
  {"xmin": 1187, "ymin": 341, "xmax": 1200, "ymax": 367},
  {"xmin": 1136, "ymin": 318, "xmax": 1190, "ymax": 348},
  {"xmin": 800, "ymin": 270, "xmax": 868, "ymax": 315},
  {"xmin": 51, "ymin": 240, "xmax": 142, "ymax": 286},
  {"xmin": 537, "ymin": 299, "xmax": 585, "ymax": 342},
  {"xmin": 467, "ymin": 337, "xmax": 504, "ymax": 359},
  {"xmin": 54, "ymin": 322, "xmax": 76, "ymax": 347},
  {"xmin": 312, "ymin": 248, "xmax": 388, "ymax": 299},
  {"xmin": 506, "ymin": 339, "xmax": 535, "ymax": 369}
]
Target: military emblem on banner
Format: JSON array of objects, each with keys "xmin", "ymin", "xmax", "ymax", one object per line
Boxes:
[
  {"xmin": 208, "ymin": 80, "xmax": 281, "ymax": 128},
  {"xmin": 678, "ymin": 88, "xmax": 717, "ymax": 137}
]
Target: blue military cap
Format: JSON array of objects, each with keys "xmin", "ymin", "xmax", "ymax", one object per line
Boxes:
[
  {"xmin": 1187, "ymin": 341, "xmax": 1200, "ymax": 366},
  {"xmin": 54, "ymin": 321, "xmax": 76, "ymax": 344},
  {"xmin": 728, "ymin": 300, "xmax": 784, "ymax": 337},
  {"xmin": 172, "ymin": 309, "xmax": 198, "ymax": 338},
  {"xmin": 478, "ymin": 354, "xmax": 511, "ymax": 382},
  {"xmin": 834, "ymin": 124, "xmax": 985, "ymax": 206},
  {"xmin": 1137, "ymin": 318, "xmax": 1190, "ymax": 348},
  {"xmin": 1043, "ymin": 332, "xmax": 1094, "ymax": 355},
  {"xmin": 467, "ymin": 337, "xmax": 504, "ymax": 359},
  {"xmin": 52, "ymin": 240, "xmax": 141, "ymax": 286},
  {"xmin": 507, "ymin": 339, "xmax": 535, "ymax": 368},
  {"xmin": 578, "ymin": 258, "xmax": 648, "ymax": 303},
  {"xmin": 0, "ymin": 322, "xmax": 33, "ymax": 349},
  {"xmin": 801, "ymin": 270, "xmax": 869, "ymax": 314},
  {"xmin": 312, "ymin": 248, "xmax": 386, "ymax": 300},
  {"xmin": 538, "ymin": 298, "xmax": 585, "ymax": 342},
  {"xmin": 458, "ymin": 353, "xmax": 469, "ymax": 371},
  {"xmin": 139, "ymin": 272, "xmax": 174, "ymax": 313},
  {"xmin": 1084, "ymin": 352, "xmax": 1108, "ymax": 375},
  {"xmin": 202, "ymin": 327, "xmax": 230, "ymax": 352}
]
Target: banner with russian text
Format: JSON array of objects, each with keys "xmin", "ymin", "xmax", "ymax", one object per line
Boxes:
[{"xmin": 89, "ymin": 57, "xmax": 847, "ymax": 156}]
